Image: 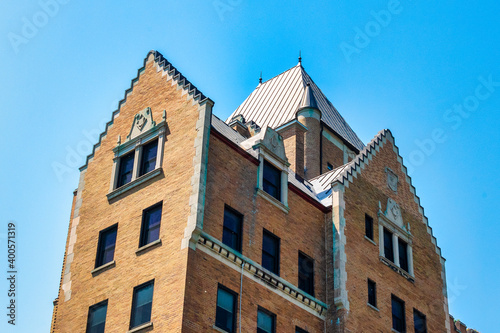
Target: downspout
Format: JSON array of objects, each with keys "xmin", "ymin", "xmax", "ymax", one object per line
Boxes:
[
  {"xmin": 319, "ymin": 122, "xmax": 324, "ymax": 174},
  {"xmin": 324, "ymin": 212, "xmax": 328, "ymax": 333},
  {"xmin": 239, "ymin": 262, "xmax": 244, "ymax": 333}
]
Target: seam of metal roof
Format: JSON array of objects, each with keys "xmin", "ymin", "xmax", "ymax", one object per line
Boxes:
[{"xmin": 227, "ymin": 64, "xmax": 364, "ymax": 151}]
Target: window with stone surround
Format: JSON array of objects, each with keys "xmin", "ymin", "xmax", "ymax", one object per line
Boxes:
[
  {"xmin": 107, "ymin": 107, "xmax": 167, "ymax": 200},
  {"xmin": 95, "ymin": 224, "xmax": 117, "ymax": 268},
  {"xmin": 378, "ymin": 199, "xmax": 414, "ymax": 280},
  {"xmin": 139, "ymin": 202, "xmax": 162, "ymax": 248},
  {"xmin": 130, "ymin": 280, "xmax": 154, "ymax": 329},
  {"xmin": 86, "ymin": 300, "xmax": 108, "ymax": 333},
  {"xmin": 215, "ymin": 284, "xmax": 237, "ymax": 333}
]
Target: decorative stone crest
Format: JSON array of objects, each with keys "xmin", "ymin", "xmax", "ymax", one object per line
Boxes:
[
  {"xmin": 385, "ymin": 167, "xmax": 398, "ymax": 193},
  {"xmin": 127, "ymin": 107, "xmax": 156, "ymax": 141},
  {"xmin": 385, "ymin": 198, "xmax": 404, "ymax": 228}
]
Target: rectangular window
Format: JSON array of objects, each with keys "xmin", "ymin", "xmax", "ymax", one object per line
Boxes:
[
  {"xmin": 327, "ymin": 162, "xmax": 333, "ymax": 171},
  {"xmin": 413, "ymin": 309, "xmax": 427, "ymax": 333},
  {"xmin": 262, "ymin": 230, "xmax": 280, "ymax": 276},
  {"xmin": 257, "ymin": 307, "xmax": 276, "ymax": 333},
  {"xmin": 384, "ymin": 228, "xmax": 394, "ymax": 262},
  {"xmin": 139, "ymin": 139, "xmax": 158, "ymax": 176},
  {"xmin": 117, "ymin": 152, "xmax": 135, "ymax": 188},
  {"xmin": 215, "ymin": 285, "xmax": 237, "ymax": 333},
  {"xmin": 86, "ymin": 300, "xmax": 108, "ymax": 333},
  {"xmin": 95, "ymin": 224, "xmax": 118, "ymax": 268},
  {"xmin": 263, "ymin": 160, "xmax": 281, "ymax": 201},
  {"xmin": 296, "ymin": 327, "xmax": 308, "ymax": 333},
  {"xmin": 365, "ymin": 214, "xmax": 374, "ymax": 240},
  {"xmin": 130, "ymin": 280, "xmax": 154, "ymax": 329},
  {"xmin": 392, "ymin": 295, "xmax": 406, "ymax": 332},
  {"xmin": 222, "ymin": 206, "xmax": 243, "ymax": 253},
  {"xmin": 298, "ymin": 252, "xmax": 314, "ymax": 296},
  {"xmin": 140, "ymin": 202, "xmax": 162, "ymax": 247},
  {"xmin": 399, "ymin": 239, "xmax": 409, "ymax": 272},
  {"xmin": 367, "ymin": 279, "xmax": 377, "ymax": 307}
]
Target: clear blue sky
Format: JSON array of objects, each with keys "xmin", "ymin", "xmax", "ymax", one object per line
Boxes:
[{"xmin": 1, "ymin": 0, "xmax": 498, "ymax": 331}]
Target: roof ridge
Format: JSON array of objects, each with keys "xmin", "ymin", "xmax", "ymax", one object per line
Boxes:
[{"xmin": 260, "ymin": 63, "xmax": 302, "ymax": 86}]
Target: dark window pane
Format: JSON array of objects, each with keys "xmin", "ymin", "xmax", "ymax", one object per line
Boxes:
[
  {"xmin": 263, "ymin": 161, "xmax": 281, "ymax": 201},
  {"xmin": 368, "ymin": 279, "xmax": 377, "ymax": 307},
  {"xmin": 262, "ymin": 231, "xmax": 279, "ymax": 275},
  {"xmin": 327, "ymin": 163, "xmax": 333, "ymax": 171},
  {"xmin": 296, "ymin": 327, "xmax": 308, "ymax": 333},
  {"xmin": 384, "ymin": 229, "xmax": 394, "ymax": 262},
  {"xmin": 365, "ymin": 214, "xmax": 373, "ymax": 240},
  {"xmin": 140, "ymin": 203, "xmax": 162, "ymax": 247},
  {"xmin": 117, "ymin": 152, "xmax": 135, "ymax": 187},
  {"xmin": 257, "ymin": 309, "xmax": 275, "ymax": 333},
  {"xmin": 139, "ymin": 139, "xmax": 158, "ymax": 176},
  {"xmin": 298, "ymin": 252, "xmax": 314, "ymax": 296},
  {"xmin": 222, "ymin": 207, "xmax": 243, "ymax": 252},
  {"xmin": 399, "ymin": 239, "xmax": 409, "ymax": 272},
  {"xmin": 86, "ymin": 301, "xmax": 107, "ymax": 333},
  {"xmin": 414, "ymin": 309, "xmax": 427, "ymax": 333},
  {"xmin": 130, "ymin": 281, "xmax": 154, "ymax": 328},
  {"xmin": 392, "ymin": 296, "xmax": 406, "ymax": 332},
  {"xmin": 215, "ymin": 286, "xmax": 236, "ymax": 333},
  {"xmin": 96, "ymin": 226, "xmax": 117, "ymax": 267}
]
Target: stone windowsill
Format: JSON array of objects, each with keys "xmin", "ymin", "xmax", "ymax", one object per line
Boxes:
[
  {"xmin": 367, "ymin": 303, "xmax": 379, "ymax": 312},
  {"xmin": 364, "ymin": 236, "xmax": 377, "ymax": 246},
  {"xmin": 212, "ymin": 325, "xmax": 230, "ymax": 333},
  {"xmin": 107, "ymin": 168, "xmax": 163, "ymax": 201},
  {"xmin": 136, "ymin": 239, "xmax": 162, "ymax": 255},
  {"xmin": 256, "ymin": 188, "xmax": 289, "ymax": 214},
  {"xmin": 128, "ymin": 321, "xmax": 153, "ymax": 333},
  {"xmin": 379, "ymin": 256, "xmax": 415, "ymax": 283},
  {"xmin": 91, "ymin": 260, "xmax": 115, "ymax": 276}
]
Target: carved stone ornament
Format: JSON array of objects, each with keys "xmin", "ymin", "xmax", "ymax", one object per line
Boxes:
[
  {"xmin": 127, "ymin": 107, "xmax": 156, "ymax": 141},
  {"xmin": 385, "ymin": 198, "xmax": 404, "ymax": 228},
  {"xmin": 385, "ymin": 167, "xmax": 398, "ymax": 192}
]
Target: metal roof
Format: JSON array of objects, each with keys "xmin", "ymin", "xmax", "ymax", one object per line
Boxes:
[{"xmin": 227, "ymin": 64, "xmax": 365, "ymax": 151}]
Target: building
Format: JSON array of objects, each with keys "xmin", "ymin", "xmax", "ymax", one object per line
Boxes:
[{"xmin": 51, "ymin": 50, "xmax": 475, "ymax": 332}]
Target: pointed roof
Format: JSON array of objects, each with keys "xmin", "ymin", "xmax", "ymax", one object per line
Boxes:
[
  {"xmin": 227, "ymin": 64, "xmax": 364, "ymax": 151},
  {"xmin": 298, "ymin": 83, "xmax": 319, "ymax": 111}
]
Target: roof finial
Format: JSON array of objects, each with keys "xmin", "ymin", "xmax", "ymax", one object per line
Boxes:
[
  {"xmin": 259, "ymin": 71, "xmax": 262, "ymax": 84},
  {"xmin": 298, "ymin": 50, "xmax": 302, "ymax": 64}
]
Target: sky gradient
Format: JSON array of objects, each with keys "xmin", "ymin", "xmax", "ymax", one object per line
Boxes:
[{"xmin": 1, "ymin": 0, "xmax": 498, "ymax": 331}]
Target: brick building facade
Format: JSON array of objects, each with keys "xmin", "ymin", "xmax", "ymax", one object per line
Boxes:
[{"xmin": 51, "ymin": 50, "xmax": 476, "ymax": 332}]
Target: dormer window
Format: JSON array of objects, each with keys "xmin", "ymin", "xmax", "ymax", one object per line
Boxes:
[
  {"xmin": 240, "ymin": 126, "xmax": 290, "ymax": 213},
  {"xmin": 263, "ymin": 161, "xmax": 281, "ymax": 201},
  {"xmin": 107, "ymin": 108, "xmax": 167, "ymax": 200}
]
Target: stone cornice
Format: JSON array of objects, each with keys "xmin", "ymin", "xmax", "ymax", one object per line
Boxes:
[{"xmin": 197, "ymin": 232, "xmax": 328, "ymax": 317}]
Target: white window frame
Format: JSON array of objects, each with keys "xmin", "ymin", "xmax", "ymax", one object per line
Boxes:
[
  {"xmin": 378, "ymin": 213, "xmax": 414, "ymax": 280},
  {"xmin": 107, "ymin": 121, "xmax": 166, "ymax": 200}
]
